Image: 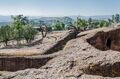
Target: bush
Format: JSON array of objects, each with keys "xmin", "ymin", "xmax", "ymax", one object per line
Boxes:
[
  {"xmin": 47, "ymin": 26, "xmax": 52, "ymax": 32},
  {"xmin": 52, "ymin": 21, "xmax": 65, "ymax": 31}
]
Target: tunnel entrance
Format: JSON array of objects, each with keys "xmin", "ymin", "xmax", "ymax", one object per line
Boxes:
[
  {"xmin": 87, "ymin": 29, "xmax": 120, "ymax": 51},
  {"xmin": 106, "ymin": 38, "xmax": 112, "ymax": 49}
]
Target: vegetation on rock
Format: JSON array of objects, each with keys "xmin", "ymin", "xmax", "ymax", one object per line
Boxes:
[{"xmin": 0, "ymin": 15, "xmax": 38, "ymax": 46}]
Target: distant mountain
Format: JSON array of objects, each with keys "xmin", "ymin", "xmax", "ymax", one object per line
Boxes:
[
  {"xmin": 0, "ymin": 16, "xmax": 12, "ymax": 22},
  {"xmin": 0, "ymin": 15, "xmax": 112, "ymax": 22},
  {"xmin": 83, "ymin": 15, "xmax": 112, "ymax": 20},
  {"xmin": 0, "ymin": 15, "xmax": 112, "ymax": 26},
  {"xmin": 69, "ymin": 15, "xmax": 112, "ymax": 20},
  {"xmin": 30, "ymin": 16, "xmax": 74, "ymax": 26}
]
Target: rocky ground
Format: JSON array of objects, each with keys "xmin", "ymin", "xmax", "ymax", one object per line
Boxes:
[
  {"xmin": 0, "ymin": 31, "xmax": 68, "ymax": 56},
  {"xmin": 1, "ymin": 27, "xmax": 120, "ymax": 79}
]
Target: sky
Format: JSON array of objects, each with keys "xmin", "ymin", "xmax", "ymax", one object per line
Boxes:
[{"xmin": 0, "ymin": 0, "xmax": 120, "ymax": 16}]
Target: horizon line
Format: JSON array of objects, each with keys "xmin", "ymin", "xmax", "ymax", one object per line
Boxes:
[{"xmin": 0, "ymin": 14, "xmax": 113, "ymax": 17}]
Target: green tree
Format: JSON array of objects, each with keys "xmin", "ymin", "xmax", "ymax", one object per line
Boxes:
[
  {"xmin": 12, "ymin": 15, "xmax": 29, "ymax": 44},
  {"xmin": 65, "ymin": 21, "xmax": 73, "ymax": 30},
  {"xmin": 99, "ymin": 20, "xmax": 109, "ymax": 27},
  {"xmin": 112, "ymin": 15, "xmax": 115, "ymax": 22},
  {"xmin": 23, "ymin": 25, "xmax": 38, "ymax": 43},
  {"xmin": 89, "ymin": 20, "xmax": 99, "ymax": 29},
  {"xmin": 87, "ymin": 18, "xmax": 93, "ymax": 29},
  {"xmin": 47, "ymin": 26, "xmax": 52, "ymax": 32},
  {"xmin": 115, "ymin": 14, "xmax": 120, "ymax": 23},
  {"xmin": 0, "ymin": 25, "xmax": 13, "ymax": 46},
  {"xmin": 108, "ymin": 18, "xmax": 113, "ymax": 25},
  {"xmin": 52, "ymin": 20, "xmax": 65, "ymax": 30},
  {"xmin": 75, "ymin": 17, "xmax": 88, "ymax": 30},
  {"xmin": 88, "ymin": 18, "xmax": 92, "ymax": 25},
  {"xmin": 11, "ymin": 15, "xmax": 29, "ymax": 26}
]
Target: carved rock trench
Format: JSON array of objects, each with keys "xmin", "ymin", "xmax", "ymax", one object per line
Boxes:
[
  {"xmin": 0, "ymin": 31, "xmax": 77, "ymax": 71},
  {"xmin": 84, "ymin": 27, "xmax": 120, "ymax": 77}
]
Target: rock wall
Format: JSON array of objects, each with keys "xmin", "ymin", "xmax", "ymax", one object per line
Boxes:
[
  {"xmin": 87, "ymin": 28, "xmax": 120, "ymax": 51},
  {"xmin": 0, "ymin": 57, "xmax": 52, "ymax": 71},
  {"xmin": 44, "ymin": 31, "xmax": 77, "ymax": 54}
]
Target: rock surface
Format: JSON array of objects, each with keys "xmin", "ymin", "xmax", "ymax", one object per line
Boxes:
[
  {"xmin": 0, "ymin": 31, "xmax": 68, "ymax": 56},
  {"xmin": 1, "ymin": 27, "xmax": 120, "ymax": 79}
]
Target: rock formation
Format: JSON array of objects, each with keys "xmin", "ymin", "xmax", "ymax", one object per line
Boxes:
[{"xmin": 1, "ymin": 27, "xmax": 120, "ymax": 79}]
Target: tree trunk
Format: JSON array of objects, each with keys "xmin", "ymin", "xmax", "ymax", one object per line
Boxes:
[
  {"xmin": 44, "ymin": 25, "xmax": 47, "ymax": 37},
  {"xmin": 40, "ymin": 25, "xmax": 48, "ymax": 39},
  {"xmin": 5, "ymin": 41, "xmax": 8, "ymax": 46}
]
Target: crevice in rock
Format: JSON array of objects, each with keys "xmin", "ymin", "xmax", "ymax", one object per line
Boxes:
[{"xmin": 106, "ymin": 37, "xmax": 112, "ymax": 49}]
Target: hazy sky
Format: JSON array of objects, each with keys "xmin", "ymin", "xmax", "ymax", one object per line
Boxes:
[{"xmin": 0, "ymin": 0, "xmax": 120, "ymax": 16}]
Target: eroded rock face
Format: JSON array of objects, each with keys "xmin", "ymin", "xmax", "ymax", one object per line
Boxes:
[
  {"xmin": 87, "ymin": 27, "xmax": 120, "ymax": 51},
  {"xmin": 1, "ymin": 27, "xmax": 120, "ymax": 79}
]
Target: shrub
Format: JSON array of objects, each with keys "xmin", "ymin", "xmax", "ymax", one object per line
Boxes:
[{"xmin": 52, "ymin": 21, "xmax": 65, "ymax": 31}]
